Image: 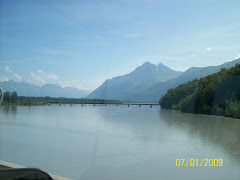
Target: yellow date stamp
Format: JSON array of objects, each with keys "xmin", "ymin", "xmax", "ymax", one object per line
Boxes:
[{"xmin": 176, "ymin": 158, "xmax": 223, "ymax": 167}]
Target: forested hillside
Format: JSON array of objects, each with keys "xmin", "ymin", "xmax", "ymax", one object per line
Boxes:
[{"xmin": 159, "ymin": 64, "xmax": 240, "ymax": 118}]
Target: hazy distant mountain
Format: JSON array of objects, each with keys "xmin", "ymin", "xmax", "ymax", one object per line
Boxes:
[
  {"xmin": 87, "ymin": 62, "xmax": 183, "ymax": 100},
  {"xmin": 0, "ymin": 80, "xmax": 91, "ymax": 98},
  {"xmin": 130, "ymin": 58, "xmax": 240, "ymax": 102}
]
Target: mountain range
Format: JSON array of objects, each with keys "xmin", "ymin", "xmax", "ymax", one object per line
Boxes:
[
  {"xmin": 0, "ymin": 80, "xmax": 91, "ymax": 98},
  {"xmin": 87, "ymin": 58, "xmax": 240, "ymax": 102},
  {"xmin": 1, "ymin": 58, "xmax": 239, "ymax": 101},
  {"xmin": 87, "ymin": 62, "xmax": 183, "ymax": 100}
]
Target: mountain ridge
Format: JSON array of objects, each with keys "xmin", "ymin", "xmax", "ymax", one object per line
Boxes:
[
  {"xmin": 0, "ymin": 80, "xmax": 91, "ymax": 98},
  {"xmin": 129, "ymin": 58, "xmax": 240, "ymax": 102},
  {"xmin": 87, "ymin": 62, "xmax": 183, "ymax": 100},
  {"xmin": 88, "ymin": 58, "xmax": 240, "ymax": 102}
]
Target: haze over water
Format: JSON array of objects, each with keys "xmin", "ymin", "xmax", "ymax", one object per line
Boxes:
[{"xmin": 0, "ymin": 105, "xmax": 239, "ymax": 180}]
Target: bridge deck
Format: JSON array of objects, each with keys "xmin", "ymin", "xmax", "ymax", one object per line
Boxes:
[{"xmin": 47, "ymin": 102, "xmax": 159, "ymax": 105}]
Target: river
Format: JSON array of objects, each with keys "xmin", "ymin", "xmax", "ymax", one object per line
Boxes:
[{"xmin": 0, "ymin": 104, "xmax": 239, "ymax": 180}]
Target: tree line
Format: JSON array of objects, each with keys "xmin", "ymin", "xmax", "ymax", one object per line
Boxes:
[
  {"xmin": 159, "ymin": 63, "xmax": 240, "ymax": 118},
  {"xmin": 2, "ymin": 91, "xmax": 121, "ymax": 105},
  {"xmin": 2, "ymin": 91, "xmax": 19, "ymax": 104}
]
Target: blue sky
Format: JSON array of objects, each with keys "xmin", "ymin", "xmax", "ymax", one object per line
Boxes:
[{"xmin": 0, "ymin": 0, "xmax": 240, "ymax": 90}]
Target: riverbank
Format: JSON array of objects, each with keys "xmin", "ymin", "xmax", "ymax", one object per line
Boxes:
[{"xmin": 1, "ymin": 92, "xmax": 123, "ymax": 106}]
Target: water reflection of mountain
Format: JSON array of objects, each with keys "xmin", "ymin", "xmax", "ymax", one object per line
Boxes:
[{"xmin": 159, "ymin": 109, "xmax": 240, "ymax": 161}]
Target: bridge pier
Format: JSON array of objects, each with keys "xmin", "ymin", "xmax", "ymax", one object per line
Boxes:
[{"xmin": 139, "ymin": 104, "xmax": 141, "ymax": 107}]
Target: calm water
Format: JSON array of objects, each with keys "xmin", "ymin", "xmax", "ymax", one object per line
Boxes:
[{"xmin": 0, "ymin": 105, "xmax": 240, "ymax": 180}]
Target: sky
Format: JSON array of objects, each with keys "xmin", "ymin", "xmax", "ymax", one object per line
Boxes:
[{"xmin": 0, "ymin": 0, "xmax": 240, "ymax": 91}]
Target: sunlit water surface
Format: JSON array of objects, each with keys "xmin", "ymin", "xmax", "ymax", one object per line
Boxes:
[{"xmin": 0, "ymin": 105, "xmax": 240, "ymax": 180}]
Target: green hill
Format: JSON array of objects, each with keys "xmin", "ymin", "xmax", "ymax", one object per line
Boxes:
[{"xmin": 159, "ymin": 64, "xmax": 240, "ymax": 118}]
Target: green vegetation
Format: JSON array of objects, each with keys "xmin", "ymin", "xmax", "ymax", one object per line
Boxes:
[
  {"xmin": 2, "ymin": 91, "xmax": 19, "ymax": 104},
  {"xmin": 159, "ymin": 64, "xmax": 240, "ymax": 118},
  {"xmin": 2, "ymin": 91, "xmax": 121, "ymax": 106}
]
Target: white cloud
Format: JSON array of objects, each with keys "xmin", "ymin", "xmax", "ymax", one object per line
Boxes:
[
  {"xmin": 235, "ymin": 54, "xmax": 240, "ymax": 59},
  {"xmin": 5, "ymin": 66, "xmax": 13, "ymax": 73},
  {"xmin": 30, "ymin": 70, "xmax": 59, "ymax": 86},
  {"xmin": 47, "ymin": 73, "xmax": 58, "ymax": 80},
  {"xmin": 13, "ymin": 73, "xmax": 22, "ymax": 81},
  {"xmin": 0, "ymin": 76, "xmax": 9, "ymax": 82},
  {"xmin": 58, "ymin": 80, "xmax": 83, "ymax": 89},
  {"xmin": 58, "ymin": 81, "xmax": 72, "ymax": 88},
  {"xmin": 58, "ymin": 78, "xmax": 102, "ymax": 91},
  {"xmin": 206, "ymin": 48, "xmax": 212, "ymax": 52},
  {"xmin": 3, "ymin": 65, "xmax": 22, "ymax": 81},
  {"xmin": 37, "ymin": 70, "xmax": 44, "ymax": 73},
  {"xmin": 37, "ymin": 70, "xmax": 58, "ymax": 80},
  {"xmin": 31, "ymin": 72, "xmax": 45, "ymax": 85},
  {"xmin": 31, "ymin": 69, "xmax": 98, "ymax": 90}
]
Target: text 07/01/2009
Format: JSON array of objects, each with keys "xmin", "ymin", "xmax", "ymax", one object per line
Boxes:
[{"xmin": 176, "ymin": 158, "xmax": 223, "ymax": 167}]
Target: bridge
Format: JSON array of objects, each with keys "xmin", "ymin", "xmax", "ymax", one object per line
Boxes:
[{"xmin": 47, "ymin": 102, "xmax": 160, "ymax": 108}]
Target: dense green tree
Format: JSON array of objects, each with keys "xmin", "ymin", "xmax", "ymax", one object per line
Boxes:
[
  {"xmin": 237, "ymin": 90, "xmax": 240, "ymax": 101},
  {"xmin": 2, "ymin": 91, "xmax": 121, "ymax": 105},
  {"xmin": 11, "ymin": 91, "xmax": 18, "ymax": 103},
  {"xmin": 225, "ymin": 101, "xmax": 239, "ymax": 117},
  {"xmin": 159, "ymin": 64, "xmax": 240, "ymax": 118},
  {"xmin": 159, "ymin": 79, "xmax": 198, "ymax": 109},
  {"xmin": 3, "ymin": 91, "xmax": 10, "ymax": 103}
]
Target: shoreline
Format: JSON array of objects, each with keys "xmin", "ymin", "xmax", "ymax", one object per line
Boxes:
[{"xmin": 161, "ymin": 107, "xmax": 240, "ymax": 119}]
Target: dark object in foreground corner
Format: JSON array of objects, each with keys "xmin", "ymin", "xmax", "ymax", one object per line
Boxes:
[{"xmin": 0, "ymin": 168, "xmax": 53, "ymax": 180}]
